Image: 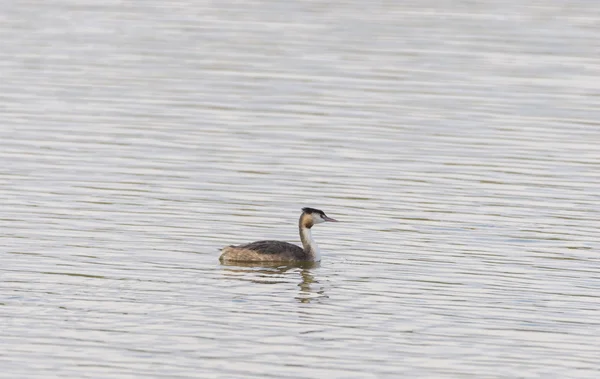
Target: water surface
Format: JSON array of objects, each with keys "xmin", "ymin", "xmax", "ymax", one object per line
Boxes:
[{"xmin": 1, "ymin": 1, "xmax": 600, "ymax": 378}]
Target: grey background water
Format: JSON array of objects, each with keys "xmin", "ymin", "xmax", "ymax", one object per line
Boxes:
[{"xmin": 1, "ymin": 1, "xmax": 599, "ymax": 378}]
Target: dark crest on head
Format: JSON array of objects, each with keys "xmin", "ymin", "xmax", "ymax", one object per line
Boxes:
[{"xmin": 302, "ymin": 207, "xmax": 326, "ymax": 217}]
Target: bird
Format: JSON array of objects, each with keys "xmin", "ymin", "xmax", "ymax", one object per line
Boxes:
[{"xmin": 219, "ymin": 207, "xmax": 338, "ymax": 262}]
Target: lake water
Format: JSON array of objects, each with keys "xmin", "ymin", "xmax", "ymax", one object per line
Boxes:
[{"xmin": 1, "ymin": 1, "xmax": 600, "ymax": 378}]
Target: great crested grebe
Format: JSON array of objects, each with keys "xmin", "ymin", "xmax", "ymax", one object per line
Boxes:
[{"xmin": 219, "ymin": 207, "xmax": 338, "ymax": 262}]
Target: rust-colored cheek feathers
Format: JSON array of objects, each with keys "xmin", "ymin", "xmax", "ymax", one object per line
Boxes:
[{"xmin": 300, "ymin": 214, "xmax": 314, "ymax": 229}]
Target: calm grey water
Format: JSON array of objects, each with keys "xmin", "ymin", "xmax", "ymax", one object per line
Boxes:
[{"xmin": 2, "ymin": 1, "xmax": 600, "ymax": 378}]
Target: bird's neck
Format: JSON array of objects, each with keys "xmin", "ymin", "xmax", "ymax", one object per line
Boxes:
[{"xmin": 299, "ymin": 225, "xmax": 321, "ymax": 262}]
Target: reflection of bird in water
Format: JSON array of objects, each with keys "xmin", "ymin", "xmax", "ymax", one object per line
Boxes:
[
  {"xmin": 296, "ymin": 268, "xmax": 326, "ymax": 303},
  {"xmin": 220, "ymin": 261, "xmax": 326, "ymax": 303},
  {"xmin": 220, "ymin": 208, "xmax": 338, "ymax": 263}
]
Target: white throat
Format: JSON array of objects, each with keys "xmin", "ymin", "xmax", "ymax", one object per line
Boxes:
[{"xmin": 300, "ymin": 227, "xmax": 321, "ymax": 261}]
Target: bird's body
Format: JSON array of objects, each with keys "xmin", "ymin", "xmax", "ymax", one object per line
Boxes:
[
  {"xmin": 220, "ymin": 241, "xmax": 306, "ymax": 262},
  {"xmin": 219, "ymin": 207, "xmax": 337, "ymax": 262}
]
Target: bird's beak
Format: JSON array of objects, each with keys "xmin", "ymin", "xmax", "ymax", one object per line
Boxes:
[{"xmin": 323, "ymin": 215, "xmax": 338, "ymax": 222}]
